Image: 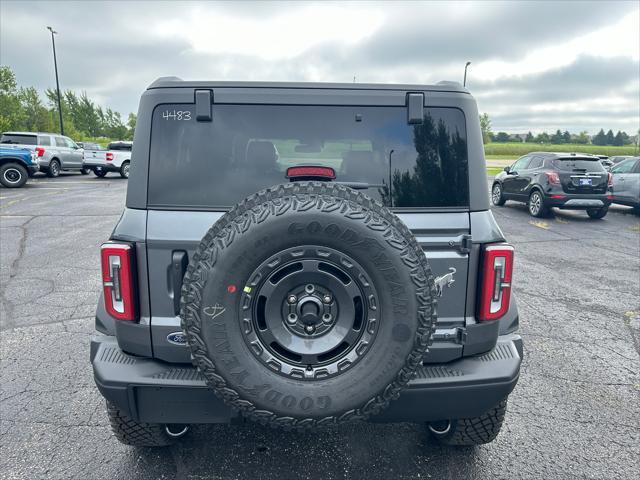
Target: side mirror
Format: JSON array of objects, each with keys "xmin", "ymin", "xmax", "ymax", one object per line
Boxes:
[{"xmin": 504, "ymin": 166, "xmax": 511, "ymax": 173}]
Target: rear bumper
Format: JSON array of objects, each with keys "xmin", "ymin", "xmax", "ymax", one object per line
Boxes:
[
  {"xmin": 83, "ymin": 162, "xmax": 121, "ymax": 172},
  {"xmin": 91, "ymin": 333, "xmax": 523, "ymax": 424},
  {"xmin": 545, "ymin": 193, "xmax": 612, "ymax": 209}
]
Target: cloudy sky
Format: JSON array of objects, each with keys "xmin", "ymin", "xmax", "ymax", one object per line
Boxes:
[{"xmin": 1, "ymin": 0, "xmax": 638, "ymax": 134}]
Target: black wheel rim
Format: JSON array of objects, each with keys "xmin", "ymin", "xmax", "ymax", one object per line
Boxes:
[
  {"xmin": 4, "ymin": 168, "xmax": 22, "ymax": 184},
  {"xmin": 240, "ymin": 246, "xmax": 379, "ymax": 380}
]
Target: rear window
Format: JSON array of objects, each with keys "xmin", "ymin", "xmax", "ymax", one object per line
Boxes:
[
  {"xmin": 148, "ymin": 105, "xmax": 469, "ymax": 209},
  {"xmin": 1, "ymin": 134, "xmax": 37, "ymax": 145},
  {"xmin": 551, "ymin": 158, "xmax": 605, "ymax": 172},
  {"xmin": 108, "ymin": 143, "xmax": 132, "ymax": 151}
]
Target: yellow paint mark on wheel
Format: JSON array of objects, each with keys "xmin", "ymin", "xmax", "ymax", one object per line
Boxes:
[
  {"xmin": 528, "ymin": 220, "xmax": 550, "ymax": 230},
  {"xmin": 243, "ymin": 286, "xmax": 252, "ymax": 293}
]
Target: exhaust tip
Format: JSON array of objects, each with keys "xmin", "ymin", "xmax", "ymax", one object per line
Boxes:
[
  {"xmin": 165, "ymin": 424, "xmax": 189, "ymax": 438},
  {"xmin": 428, "ymin": 420, "xmax": 451, "ymax": 436}
]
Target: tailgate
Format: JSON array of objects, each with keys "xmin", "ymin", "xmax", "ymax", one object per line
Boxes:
[
  {"xmin": 84, "ymin": 150, "xmax": 108, "ymax": 164},
  {"xmin": 146, "ymin": 211, "xmax": 470, "ymax": 363},
  {"xmin": 560, "ymin": 172, "xmax": 608, "ymax": 194}
]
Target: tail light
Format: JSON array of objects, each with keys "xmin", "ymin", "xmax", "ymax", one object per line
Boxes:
[
  {"xmin": 35, "ymin": 147, "xmax": 45, "ymax": 157},
  {"xmin": 286, "ymin": 166, "xmax": 336, "ymax": 180},
  {"xmin": 544, "ymin": 171, "xmax": 560, "ymax": 185},
  {"xmin": 478, "ymin": 244, "xmax": 514, "ymax": 322},
  {"xmin": 607, "ymin": 172, "xmax": 613, "ymax": 187},
  {"xmin": 101, "ymin": 243, "xmax": 137, "ymax": 321},
  {"xmin": 106, "ymin": 152, "xmax": 114, "ymax": 161}
]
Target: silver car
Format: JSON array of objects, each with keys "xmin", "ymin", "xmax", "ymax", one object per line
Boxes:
[
  {"xmin": 0, "ymin": 131, "xmax": 87, "ymax": 177},
  {"xmin": 610, "ymin": 157, "xmax": 640, "ymax": 212}
]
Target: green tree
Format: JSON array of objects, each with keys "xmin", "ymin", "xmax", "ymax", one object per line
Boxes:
[
  {"xmin": 494, "ymin": 132, "xmax": 510, "ymax": 142},
  {"xmin": 562, "ymin": 130, "xmax": 571, "ymax": 143},
  {"xmin": 551, "ymin": 129, "xmax": 564, "ymax": 144},
  {"xmin": 525, "ymin": 131, "xmax": 534, "ymax": 142},
  {"xmin": 126, "ymin": 112, "xmax": 137, "ymax": 140},
  {"xmin": 574, "ymin": 131, "xmax": 590, "ymax": 144},
  {"xmin": 620, "ymin": 131, "xmax": 631, "ymax": 145},
  {"xmin": 592, "ymin": 129, "xmax": 606, "ymax": 145},
  {"xmin": 19, "ymin": 87, "xmax": 52, "ymax": 132},
  {"xmin": 0, "ymin": 66, "xmax": 24, "ymax": 132},
  {"xmin": 535, "ymin": 132, "xmax": 550, "ymax": 143},
  {"xmin": 613, "ymin": 131, "xmax": 624, "ymax": 146},
  {"xmin": 605, "ymin": 129, "xmax": 615, "ymax": 145},
  {"xmin": 479, "ymin": 113, "xmax": 492, "ymax": 144}
]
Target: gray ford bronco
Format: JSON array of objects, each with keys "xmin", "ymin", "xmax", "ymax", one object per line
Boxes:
[{"xmin": 91, "ymin": 78, "xmax": 522, "ymax": 447}]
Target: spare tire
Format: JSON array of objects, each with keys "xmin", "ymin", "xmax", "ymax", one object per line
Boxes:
[{"xmin": 181, "ymin": 182, "xmax": 436, "ymax": 429}]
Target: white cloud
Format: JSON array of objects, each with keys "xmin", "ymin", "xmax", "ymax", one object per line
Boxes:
[
  {"xmin": 155, "ymin": 4, "xmax": 385, "ymax": 60},
  {"xmin": 473, "ymin": 9, "xmax": 639, "ymax": 80}
]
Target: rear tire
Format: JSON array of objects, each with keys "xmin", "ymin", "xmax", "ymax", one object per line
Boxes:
[
  {"xmin": 491, "ymin": 183, "xmax": 506, "ymax": 206},
  {"xmin": 47, "ymin": 159, "xmax": 61, "ymax": 178},
  {"xmin": 120, "ymin": 161, "xmax": 130, "ymax": 179},
  {"xmin": 93, "ymin": 167, "xmax": 108, "ymax": 178},
  {"xmin": 106, "ymin": 401, "xmax": 188, "ymax": 447},
  {"xmin": 428, "ymin": 397, "xmax": 507, "ymax": 446},
  {"xmin": 528, "ymin": 190, "xmax": 548, "ymax": 217},
  {"xmin": 0, "ymin": 162, "xmax": 28, "ymax": 188},
  {"xmin": 80, "ymin": 167, "xmax": 90, "ymax": 175},
  {"xmin": 587, "ymin": 207, "xmax": 608, "ymax": 219}
]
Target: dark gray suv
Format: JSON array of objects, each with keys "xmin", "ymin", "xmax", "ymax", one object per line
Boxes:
[{"xmin": 91, "ymin": 78, "xmax": 522, "ymax": 447}]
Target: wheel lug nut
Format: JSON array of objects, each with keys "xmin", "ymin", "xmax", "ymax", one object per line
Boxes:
[
  {"xmin": 322, "ymin": 295, "xmax": 332, "ymax": 304},
  {"xmin": 322, "ymin": 313, "xmax": 332, "ymax": 323},
  {"xmin": 287, "ymin": 295, "xmax": 297, "ymax": 304},
  {"xmin": 305, "ymin": 325, "xmax": 315, "ymax": 334},
  {"xmin": 287, "ymin": 313, "xmax": 298, "ymax": 325}
]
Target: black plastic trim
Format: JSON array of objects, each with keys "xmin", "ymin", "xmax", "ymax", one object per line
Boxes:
[
  {"xmin": 91, "ymin": 334, "xmax": 521, "ymax": 424},
  {"xmin": 462, "ymin": 320, "xmax": 500, "ymax": 356}
]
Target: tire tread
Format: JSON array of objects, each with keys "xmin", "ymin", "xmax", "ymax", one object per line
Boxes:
[
  {"xmin": 106, "ymin": 401, "xmax": 173, "ymax": 447},
  {"xmin": 180, "ymin": 181, "xmax": 437, "ymax": 430}
]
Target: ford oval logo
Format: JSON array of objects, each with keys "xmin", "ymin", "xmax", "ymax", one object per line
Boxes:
[{"xmin": 167, "ymin": 332, "xmax": 188, "ymax": 346}]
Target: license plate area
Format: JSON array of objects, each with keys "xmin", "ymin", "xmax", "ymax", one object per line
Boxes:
[{"xmin": 578, "ymin": 178, "xmax": 592, "ymax": 186}]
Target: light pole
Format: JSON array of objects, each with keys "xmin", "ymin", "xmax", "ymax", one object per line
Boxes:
[
  {"xmin": 463, "ymin": 61, "xmax": 471, "ymax": 87},
  {"xmin": 47, "ymin": 26, "xmax": 64, "ymax": 135}
]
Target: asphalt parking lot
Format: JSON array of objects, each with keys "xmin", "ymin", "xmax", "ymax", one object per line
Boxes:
[{"xmin": 1, "ymin": 174, "xmax": 639, "ymax": 480}]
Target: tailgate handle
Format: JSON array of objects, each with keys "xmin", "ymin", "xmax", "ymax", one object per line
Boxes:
[{"xmin": 169, "ymin": 251, "xmax": 188, "ymax": 315}]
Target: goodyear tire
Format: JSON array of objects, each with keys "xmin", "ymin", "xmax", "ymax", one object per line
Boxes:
[{"xmin": 181, "ymin": 182, "xmax": 437, "ymax": 429}]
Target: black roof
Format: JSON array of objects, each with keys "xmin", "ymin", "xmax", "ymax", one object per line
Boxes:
[
  {"xmin": 147, "ymin": 77, "xmax": 468, "ymax": 93},
  {"xmin": 529, "ymin": 152, "xmax": 601, "ymax": 159}
]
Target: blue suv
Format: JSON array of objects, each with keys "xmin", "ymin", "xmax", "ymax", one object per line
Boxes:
[{"xmin": 0, "ymin": 145, "xmax": 38, "ymax": 188}]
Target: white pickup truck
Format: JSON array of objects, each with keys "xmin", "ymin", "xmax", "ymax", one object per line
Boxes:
[{"xmin": 82, "ymin": 141, "xmax": 132, "ymax": 178}]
